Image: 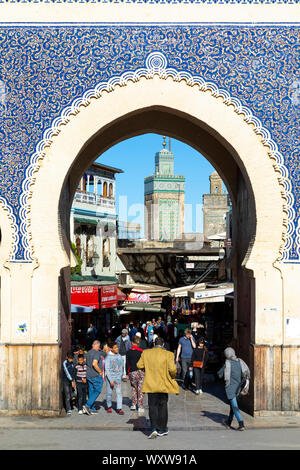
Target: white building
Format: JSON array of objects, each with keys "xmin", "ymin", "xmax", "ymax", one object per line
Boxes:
[{"xmin": 70, "ymin": 162, "xmax": 123, "ymax": 280}]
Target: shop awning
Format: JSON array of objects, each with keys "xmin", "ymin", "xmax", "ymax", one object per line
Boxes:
[
  {"xmin": 169, "ymin": 283, "xmax": 206, "ymax": 298},
  {"xmin": 74, "ymin": 217, "xmax": 98, "ymax": 225},
  {"xmin": 100, "ymin": 285, "xmax": 118, "ymax": 309},
  {"xmin": 188, "ymin": 285, "xmax": 234, "ymax": 301},
  {"xmin": 71, "ymin": 304, "xmax": 94, "ymax": 313},
  {"xmin": 71, "ymin": 285, "xmax": 99, "ymax": 309},
  {"xmin": 119, "ymin": 302, "xmax": 166, "ymax": 313},
  {"xmin": 117, "ymin": 288, "xmax": 127, "ymax": 302}
]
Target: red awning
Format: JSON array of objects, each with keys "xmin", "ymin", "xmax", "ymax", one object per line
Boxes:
[
  {"xmin": 100, "ymin": 285, "xmax": 118, "ymax": 309},
  {"xmin": 117, "ymin": 288, "xmax": 127, "ymax": 302},
  {"xmin": 71, "ymin": 286, "xmax": 99, "ymax": 310}
]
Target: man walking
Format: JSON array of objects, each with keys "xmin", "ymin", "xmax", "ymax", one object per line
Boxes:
[
  {"xmin": 83, "ymin": 340, "xmax": 105, "ymax": 415},
  {"xmin": 137, "ymin": 337, "xmax": 179, "ymax": 438},
  {"xmin": 175, "ymin": 328, "xmax": 195, "ymax": 389},
  {"xmin": 116, "ymin": 329, "xmax": 131, "ymax": 381}
]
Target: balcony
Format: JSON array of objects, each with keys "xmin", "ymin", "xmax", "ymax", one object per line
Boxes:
[{"xmin": 74, "ymin": 191, "xmax": 115, "ymax": 209}]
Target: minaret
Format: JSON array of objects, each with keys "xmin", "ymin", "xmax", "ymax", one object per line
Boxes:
[
  {"xmin": 203, "ymin": 170, "xmax": 230, "ymax": 242},
  {"xmin": 144, "ymin": 136, "xmax": 185, "ymax": 241}
]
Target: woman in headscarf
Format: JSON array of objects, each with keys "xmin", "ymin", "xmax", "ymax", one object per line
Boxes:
[{"xmin": 217, "ymin": 347, "xmax": 250, "ymax": 431}]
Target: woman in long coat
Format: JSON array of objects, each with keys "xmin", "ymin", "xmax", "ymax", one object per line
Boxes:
[{"xmin": 218, "ymin": 347, "xmax": 250, "ymax": 431}]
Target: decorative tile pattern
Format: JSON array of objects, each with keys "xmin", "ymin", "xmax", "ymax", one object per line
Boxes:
[
  {"xmin": 0, "ymin": 26, "xmax": 299, "ymax": 262},
  {"xmin": 0, "ymin": 0, "xmax": 299, "ymax": 3}
]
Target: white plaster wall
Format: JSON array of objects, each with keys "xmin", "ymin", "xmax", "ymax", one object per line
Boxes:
[{"xmin": 0, "ymin": 3, "xmax": 298, "ymax": 24}]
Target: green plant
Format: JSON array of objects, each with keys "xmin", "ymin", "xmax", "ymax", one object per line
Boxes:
[{"xmin": 71, "ymin": 242, "xmax": 83, "ymax": 275}]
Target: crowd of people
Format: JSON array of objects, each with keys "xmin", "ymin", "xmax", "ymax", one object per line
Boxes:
[{"xmin": 62, "ymin": 316, "xmax": 250, "ymax": 437}]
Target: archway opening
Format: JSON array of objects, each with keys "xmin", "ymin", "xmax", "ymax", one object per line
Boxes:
[
  {"xmin": 59, "ymin": 106, "xmax": 257, "ymax": 412},
  {"xmin": 27, "ymin": 76, "xmax": 284, "ymax": 416}
]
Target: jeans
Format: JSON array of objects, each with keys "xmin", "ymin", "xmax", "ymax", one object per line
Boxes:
[
  {"xmin": 229, "ymin": 396, "xmax": 243, "ymax": 423},
  {"xmin": 148, "ymin": 393, "xmax": 168, "ymax": 432},
  {"xmin": 121, "ymin": 355, "xmax": 127, "ymax": 378},
  {"xmin": 106, "ymin": 378, "xmax": 123, "ymax": 410},
  {"xmin": 181, "ymin": 358, "xmax": 191, "ymax": 382},
  {"xmin": 62, "ymin": 380, "xmax": 73, "ymax": 412},
  {"xmin": 194, "ymin": 367, "xmax": 205, "ymax": 390},
  {"xmin": 85, "ymin": 375, "xmax": 103, "ymax": 411},
  {"xmin": 76, "ymin": 381, "xmax": 87, "ymax": 411}
]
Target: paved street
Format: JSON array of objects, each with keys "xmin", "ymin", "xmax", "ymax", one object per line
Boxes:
[{"xmin": 1, "ymin": 378, "xmax": 300, "ymax": 450}]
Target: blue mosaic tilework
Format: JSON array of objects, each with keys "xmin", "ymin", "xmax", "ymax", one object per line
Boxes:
[{"xmin": 0, "ymin": 25, "xmax": 299, "ymax": 261}]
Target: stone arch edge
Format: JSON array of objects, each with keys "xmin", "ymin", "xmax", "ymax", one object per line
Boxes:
[{"xmin": 17, "ymin": 51, "xmax": 292, "ymax": 264}]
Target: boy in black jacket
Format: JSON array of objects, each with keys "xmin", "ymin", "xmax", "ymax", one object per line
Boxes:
[{"xmin": 62, "ymin": 350, "xmax": 76, "ymax": 415}]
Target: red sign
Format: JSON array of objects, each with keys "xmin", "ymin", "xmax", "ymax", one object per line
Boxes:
[
  {"xmin": 100, "ymin": 285, "xmax": 118, "ymax": 309},
  {"xmin": 117, "ymin": 288, "xmax": 127, "ymax": 302},
  {"xmin": 71, "ymin": 286, "xmax": 99, "ymax": 309}
]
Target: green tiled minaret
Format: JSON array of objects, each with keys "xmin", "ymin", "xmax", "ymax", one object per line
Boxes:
[{"xmin": 144, "ymin": 137, "xmax": 185, "ymax": 241}]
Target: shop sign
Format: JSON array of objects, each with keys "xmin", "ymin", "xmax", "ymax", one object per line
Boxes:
[
  {"xmin": 192, "ymin": 296, "xmax": 225, "ymax": 303},
  {"xmin": 71, "ymin": 286, "xmax": 99, "ymax": 309},
  {"xmin": 127, "ymin": 292, "xmax": 150, "ymax": 303},
  {"xmin": 185, "ymin": 263, "xmax": 194, "ymax": 269},
  {"xmin": 101, "ymin": 285, "xmax": 118, "ymax": 309},
  {"xmin": 189, "ymin": 287, "xmax": 233, "ymax": 299}
]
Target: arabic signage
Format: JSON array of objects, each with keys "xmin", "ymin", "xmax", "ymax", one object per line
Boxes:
[
  {"xmin": 71, "ymin": 286, "xmax": 99, "ymax": 309},
  {"xmin": 100, "ymin": 285, "xmax": 118, "ymax": 309}
]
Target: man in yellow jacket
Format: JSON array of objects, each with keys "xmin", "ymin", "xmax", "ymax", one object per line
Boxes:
[{"xmin": 137, "ymin": 336, "xmax": 179, "ymax": 438}]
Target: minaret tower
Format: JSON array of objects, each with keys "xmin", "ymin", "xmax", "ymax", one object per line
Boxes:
[{"xmin": 144, "ymin": 136, "xmax": 185, "ymax": 241}]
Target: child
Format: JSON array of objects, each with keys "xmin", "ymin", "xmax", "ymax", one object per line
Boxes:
[
  {"xmin": 75, "ymin": 354, "xmax": 87, "ymax": 414},
  {"xmin": 73, "ymin": 345, "xmax": 87, "ymax": 366},
  {"xmin": 62, "ymin": 350, "xmax": 76, "ymax": 415},
  {"xmin": 101, "ymin": 343, "xmax": 111, "ymax": 380},
  {"xmin": 105, "ymin": 342, "xmax": 124, "ymax": 415}
]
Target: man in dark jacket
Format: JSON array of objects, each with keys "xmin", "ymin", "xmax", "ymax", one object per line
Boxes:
[
  {"xmin": 62, "ymin": 350, "xmax": 76, "ymax": 415},
  {"xmin": 126, "ymin": 336, "xmax": 145, "ymax": 412}
]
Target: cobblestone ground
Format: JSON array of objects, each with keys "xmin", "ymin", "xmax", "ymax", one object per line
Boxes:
[{"xmin": 1, "ymin": 375, "xmax": 300, "ymax": 432}]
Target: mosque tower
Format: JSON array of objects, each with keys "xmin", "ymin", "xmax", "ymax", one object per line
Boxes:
[{"xmin": 144, "ymin": 136, "xmax": 185, "ymax": 241}]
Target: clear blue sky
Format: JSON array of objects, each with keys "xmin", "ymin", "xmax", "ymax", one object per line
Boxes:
[{"xmin": 97, "ymin": 133, "xmax": 218, "ymax": 235}]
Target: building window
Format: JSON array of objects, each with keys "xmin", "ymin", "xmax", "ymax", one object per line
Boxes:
[
  {"xmin": 75, "ymin": 236, "xmax": 81, "ymax": 258},
  {"xmin": 86, "ymin": 235, "xmax": 94, "ymax": 267},
  {"xmin": 102, "ymin": 238, "xmax": 110, "ymax": 267},
  {"xmin": 103, "ymin": 182, "xmax": 108, "ymax": 198}
]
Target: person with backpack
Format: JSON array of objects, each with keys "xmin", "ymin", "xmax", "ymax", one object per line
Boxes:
[{"xmin": 217, "ymin": 347, "xmax": 250, "ymax": 431}]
